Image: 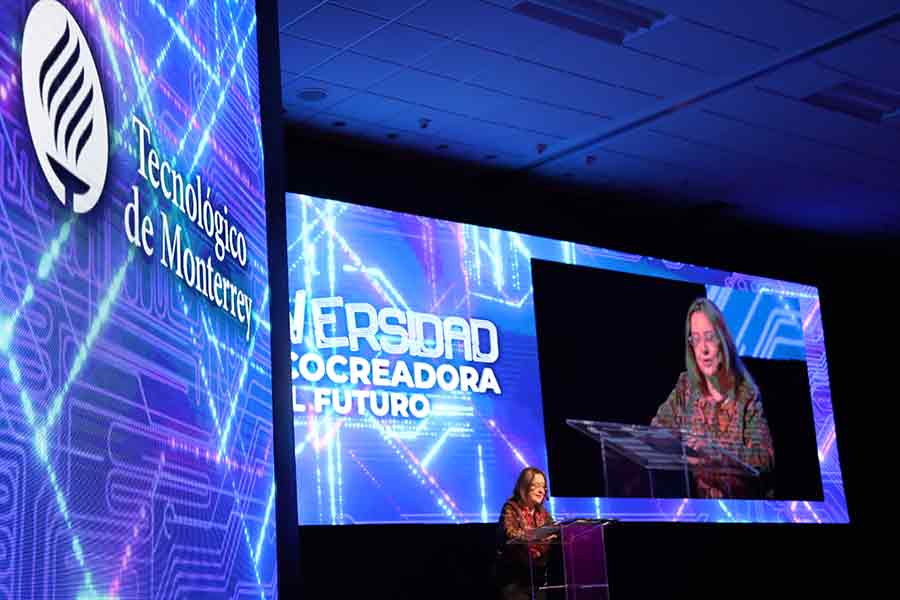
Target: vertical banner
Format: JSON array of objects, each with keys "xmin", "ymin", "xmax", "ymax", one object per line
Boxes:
[{"xmin": 1, "ymin": 1, "xmax": 276, "ymax": 597}]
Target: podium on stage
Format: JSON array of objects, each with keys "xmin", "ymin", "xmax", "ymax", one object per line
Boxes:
[
  {"xmin": 508, "ymin": 518, "xmax": 612, "ymax": 600},
  {"xmin": 566, "ymin": 420, "xmax": 764, "ymax": 499}
]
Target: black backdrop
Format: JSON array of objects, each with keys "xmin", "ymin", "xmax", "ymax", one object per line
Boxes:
[
  {"xmin": 742, "ymin": 356, "xmax": 823, "ymax": 500},
  {"xmin": 532, "ymin": 258, "xmax": 704, "ymax": 497},
  {"xmin": 276, "ymin": 127, "xmax": 890, "ymax": 599}
]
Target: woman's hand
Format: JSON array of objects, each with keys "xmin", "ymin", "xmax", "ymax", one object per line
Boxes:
[{"xmin": 685, "ymin": 435, "xmax": 707, "ymax": 465}]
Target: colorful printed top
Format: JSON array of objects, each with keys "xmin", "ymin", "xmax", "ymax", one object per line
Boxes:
[
  {"xmin": 652, "ymin": 372, "xmax": 775, "ymax": 497},
  {"xmin": 497, "ymin": 500, "xmax": 554, "ymax": 564}
]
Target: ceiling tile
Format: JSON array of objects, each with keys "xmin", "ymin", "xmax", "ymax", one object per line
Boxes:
[
  {"xmin": 786, "ymin": 0, "xmax": 900, "ymax": 23},
  {"xmin": 278, "ymin": 0, "xmax": 324, "ymax": 30},
  {"xmin": 635, "ymin": 0, "xmax": 842, "ymax": 50},
  {"xmin": 519, "ymin": 34, "xmax": 712, "ymax": 97},
  {"xmin": 644, "ymin": 106, "xmax": 799, "ymax": 168},
  {"xmin": 415, "ymin": 42, "xmax": 510, "ymax": 81},
  {"xmin": 817, "ymin": 33, "xmax": 900, "ymax": 90},
  {"xmin": 883, "ymin": 22, "xmax": 900, "ymax": 43},
  {"xmin": 281, "ymin": 70, "xmax": 301, "ymax": 87},
  {"xmin": 400, "ymin": 0, "xmax": 504, "ymax": 37},
  {"xmin": 469, "ymin": 56, "xmax": 658, "ymax": 116},
  {"xmin": 674, "ymin": 99, "xmax": 900, "ymax": 188},
  {"xmin": 352, "ymin": 23, "xmax": 445, "ymax": 64},
  {"xmin": 279, "ymin": 34, "xmax": 339, "ymax": 75},
  {"xmin": 481, "ymin": 97, "xmax": 608, "ymax": 138},
  {"xmin": 457, "ymin": 5, "xmax": 559, "ymax": 56},
  {"xmin": 332, "ymin": 0, "xmax": 425, "ymax": 19},
  {"xmin": 307, "ymin": 52, "xmax": 401, "ymax": 88},
  {"xmin": 371, "ymin": 69, "xmax": 511, "ymax": 117},
  {"xmin": 701, "ymin": 88, "xmax": 900, "ymax": 162},
  {"xmin": 627, "ymin": 18, "xmax": 779, "ymax": 75},
  {"xmin": 753, "ymin": 60, "xmax": 847, "ymax": 98},
  {"xmin": 697, "ymin": 86, "xmax": 871, "ymax": 141},
  {"xmin": 329, "ymin": 92, "xmax": 413, "ymax": 123},
  {"xmin": 283, "ymin": 3, "xmax": 388, "ymax": 48}
]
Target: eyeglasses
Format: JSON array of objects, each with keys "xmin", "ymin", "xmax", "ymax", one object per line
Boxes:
[{"xmin": 688, "ymin": 332, "xmax": 719, "ymax": 347}]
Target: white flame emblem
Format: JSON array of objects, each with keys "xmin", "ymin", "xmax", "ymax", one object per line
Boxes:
[{"xmin": 22, "ymin": 0, "xmax": 108, "ymax": 214}]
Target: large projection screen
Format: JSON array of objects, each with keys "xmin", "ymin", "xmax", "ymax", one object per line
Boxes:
[{"xmin": 287, "ymin": 193, "xmax": 847, "ymax": 526}]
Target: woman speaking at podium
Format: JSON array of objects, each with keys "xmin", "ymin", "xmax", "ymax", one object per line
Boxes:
[
  {"xmin": 494, "ymin": 466, "xmax": 554, "ymax": 600},
  {"xmin": 652, "ymin": 298, "xmax": 775, "ymax": 498}
]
